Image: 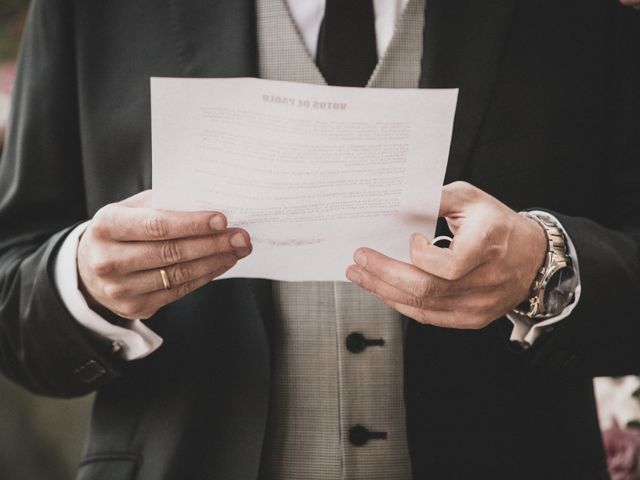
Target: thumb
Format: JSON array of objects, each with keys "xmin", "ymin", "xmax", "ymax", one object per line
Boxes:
[{"xmin": 439, "ymin": 181, "xmax": 478, "ymax": 218}]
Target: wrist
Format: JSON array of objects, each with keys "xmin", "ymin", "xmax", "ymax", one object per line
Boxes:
[
  {"xmin": 513, "ymin": 212, "xmax": 574, "ymax": 319},
  {"xmin": 77, "ymin": 231, "xmax": 107, "ymax": 312}
]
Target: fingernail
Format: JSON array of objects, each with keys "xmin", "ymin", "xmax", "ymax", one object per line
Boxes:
[
  {"xmin": 231, "ymin": 232, "xmax": 247, "ymax": 249},
  {"xmin": 346, "ymin": 267, "xmax": 361, "ymax": 283},
  {"xmin": 354, "ymin": 250, "xmax": 367, "ymax": 267},
  {"xmin": 210, "ymin": 215, "xmax": 226, "ymax": 231}
]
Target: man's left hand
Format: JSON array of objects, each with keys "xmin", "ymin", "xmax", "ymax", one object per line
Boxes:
[{"xmin": 346, "ymin": 181, "xmax": 547, "ymax": 329}]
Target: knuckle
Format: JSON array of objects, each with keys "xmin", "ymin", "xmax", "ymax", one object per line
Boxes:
[
  {"xmin": 175, "ymin": 281, "xmax": 193, "ymax": 298},
  {"xmin": 103, "ymin": 283, "xmax": 128, "ymax": 301},
  {"xmin": 161, "ymin": 240, "xmax": 183, "ymax": 264},
  {"xmin": 210, "ymin": 234, "xmax": 229, "ymax": 254},
  {"xmin": 450, "ymin": 180, "xmax": 476, "ymax": 196},
  {"xmin": 358, "ymin": 273, "xmax": 377, "ymax": 293},
  {"xmin": 490, "ymin": 269, "xmax": 510, "ymax": 287},
  {"xmin": 91, "ymin": 206, "xmax": 116, "ymax": 238},
  {"xmin": 136, "ymin": 310, "xmax": 155, "ymax": 321},
  {"xmin": 187, "ymin": 218, "xmax": 204, "ymax": 237},
  {"xmin": 89, "ymin": 253, "xmax": 116, "ymax": 276},
  {"xmin": 172, "ymin": 262, "xmax": 192, "ymax": 285},
  {"xmin": 89, "ymin": 221, "xmax": 109, "ymax": 240},
  {"xmin": 444, "ymin": 261, "xmax": 464, "ymax": 281},
  {"xmin": 411, "ymin": 279, "xmax": 433, "ymax": 300},
  {"xmin": 409, "ymin": 297, "xmax": 426, "ymax": 309},
  {"xmin": 407, "ymin": 285, "xmax": 428, "ymax": 308},
  {"xmin": 219, "ymin": 253, "xmax": 238, "ymax": 269},
  {"xmin": 467, "ymin": 295, "xmax": 494, "ymax": 314},
  {"xmin": 117, "ymin": 301, "xmax": 142, "ymax": 319},
  {"xmin": 489, "ymin": 214, "xmax": 509, "ymax": 237},
  {"xmin": 485, "ymin": 243, "xmax": 504, "ymax": 260},
  {"xmin": 144, "ymin": 215, "xmax": 168, "ymax": 239}
]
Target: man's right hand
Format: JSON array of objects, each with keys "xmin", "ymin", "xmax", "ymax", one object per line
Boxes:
[
  {"xmin": 620, "ymin": 0, "xmax": 640, "ymax": 10},
  {"xmin": 77, "ymin": 190, "xmax": 251, "ymax": 320}
]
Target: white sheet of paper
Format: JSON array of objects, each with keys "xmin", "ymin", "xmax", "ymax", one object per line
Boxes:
[{"xmin": 151, "ymin": 77, "xmax": 457, "ymax": 281}]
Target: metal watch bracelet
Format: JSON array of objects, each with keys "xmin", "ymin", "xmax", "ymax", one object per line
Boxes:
[{"xmin": 512, "ymin": 212, "xmax": 572, "ymax": 319}]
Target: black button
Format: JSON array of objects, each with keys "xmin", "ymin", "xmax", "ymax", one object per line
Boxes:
[
  {"xmin": 346, "ymin": 333, "xmax": 367, "ymax": 353},
  {"xmin": 346, "ymin": 332, "xmax": 385, "ymax": 353},
  {"xmin": 348, "ymin": 425, "xmax": 388, "ymax": 447}
]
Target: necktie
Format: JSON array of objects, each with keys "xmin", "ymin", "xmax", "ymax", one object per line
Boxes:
[{"xmin": 316, "ymin": 0, "xmax": 378, "ymax": 87}]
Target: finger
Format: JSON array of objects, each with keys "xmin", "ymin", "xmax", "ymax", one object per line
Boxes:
[
  {"xmin": 438, "ymin": 181, "xmax": 479, "ymax": 219},
  {"xmin": 108, "ymin": 228, "xmax": 251, "ymax": 272},
  {"xmin": 93, "ymin": 204, "xmax": 228, "ymax": 241},
  {"xmin": 348, "ymin": 264, "xmax": 500, "ymax": 312},
  {"xmin": 143, "ymin": 266, "xmax": 234, "ymax": 315},
  {"xmin": 426, "ymin": 182, "xmax": 496, "ymax": 278},
  {"xmin": 384, "ymin": 300, "xmax": 487, "ymax": 330},
  {"xmin": 122, "ymin": 252, "xmax": 241, "ymax": 295},
  {"xmin": 352, "ymin": 248, "xmax": 451, "ymax": 298},
  {"xmin": 409, "ymin": 230, "xmax": 488, "ymax": 281},
  {"xmin": 439, "ymin": 181, "xmax": 500, "ymax": 234},
  {"xmin": 347, "ymin": 265, "xmax": 453, "ymax": 311}
]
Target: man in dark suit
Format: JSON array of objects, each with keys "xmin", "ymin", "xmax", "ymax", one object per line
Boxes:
[{"xmin": 0, "ymin": 0, "xmax": 639, "ymax": 479}]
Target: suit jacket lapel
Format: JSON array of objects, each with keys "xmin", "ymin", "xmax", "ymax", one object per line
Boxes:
[
  {"xmin": 166, "ymin": 0, "xmax": 275, "ymax": 339},
  {"xmin": 420, "ymin": 0, "xmax": 516, "ymax": 184},
  {"xmin": 166, "ymin": 0, "xmax": 258, "ymax": 77}
]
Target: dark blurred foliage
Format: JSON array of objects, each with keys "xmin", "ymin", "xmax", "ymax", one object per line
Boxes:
[{"xmin": 0, "ymin": 0, "xmax": 29, "ymax": 61}]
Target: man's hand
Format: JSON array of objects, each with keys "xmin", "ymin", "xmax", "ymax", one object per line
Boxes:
[
  {"xmin": 346, "ymin": 181, "xmax": 547, "ymax": 329},
  {"xmin": 77, "ymin": 190, "xmax": 251, "ymax": 320},
  {"xmin": 620, "ymin": 0, "xmax": 640, "ymax": 9}
]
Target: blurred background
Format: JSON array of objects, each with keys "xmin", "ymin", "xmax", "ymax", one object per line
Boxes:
[
  {"xmin": 0, "ymin": 1, "xmax": 93, "ymax": 479},
  {"xmin": 1, "ymin": 1, "xmax": 640, "ymax": 479}
]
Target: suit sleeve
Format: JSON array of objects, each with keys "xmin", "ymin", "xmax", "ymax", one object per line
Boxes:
[
  {"xmin": 0, "ymin": 0, "xmax": 124, "ymax": 397},
  {"xmin": 526, "ymin": 7, "xmax": 640, "ymax": 378}
]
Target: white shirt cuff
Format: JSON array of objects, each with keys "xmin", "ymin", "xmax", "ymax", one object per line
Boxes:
[
  {"xmin": 53, "ymin": 222, "xmax": 164, "ymax": 360},
  {"xmin": 506, "ymin": 211, "xmax": 581, "ymax": 348}
]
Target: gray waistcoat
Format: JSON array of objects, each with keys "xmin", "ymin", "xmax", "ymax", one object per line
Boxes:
[{"xmin": 256, "ymin": 1, "xmax": 425, "ymax": 478}]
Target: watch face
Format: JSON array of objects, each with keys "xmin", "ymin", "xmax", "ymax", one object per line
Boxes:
[{"xmin": 543, "ymin": 267, "xmax": 574, "ymax": 315}]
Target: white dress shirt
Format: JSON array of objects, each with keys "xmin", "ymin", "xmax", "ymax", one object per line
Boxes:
[
  {"xmin": 53, "ymin": 0, "xmax": 579, "ymax": 360},
  {"xmin": 288, "ymin": 0, "xmax": 410, "ymax": 59}
]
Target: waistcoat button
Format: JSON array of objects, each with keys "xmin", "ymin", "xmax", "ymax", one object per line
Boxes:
[
  {"xmin": 346, "ymin": 332, "xmax": 385, "ymax": 353},
  {"xmin": 349, "ymin": 424, "xmax": 388, "ymax": 447}
]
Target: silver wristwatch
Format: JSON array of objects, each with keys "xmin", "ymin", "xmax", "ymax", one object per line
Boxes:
[{"xmin": 513, "ymin": 212, "xmax": 574, "ymax": 320}]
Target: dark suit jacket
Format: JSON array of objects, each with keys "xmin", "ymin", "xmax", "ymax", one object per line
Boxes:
[{"xmin": 1, "ymin": 1, "xmax": 639, "ymax": 479}]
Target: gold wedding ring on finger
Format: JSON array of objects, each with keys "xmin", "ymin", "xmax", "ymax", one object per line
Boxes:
[{"xmin": 160, "ymin": 268, "xmax": 172, "ymax": 290}]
